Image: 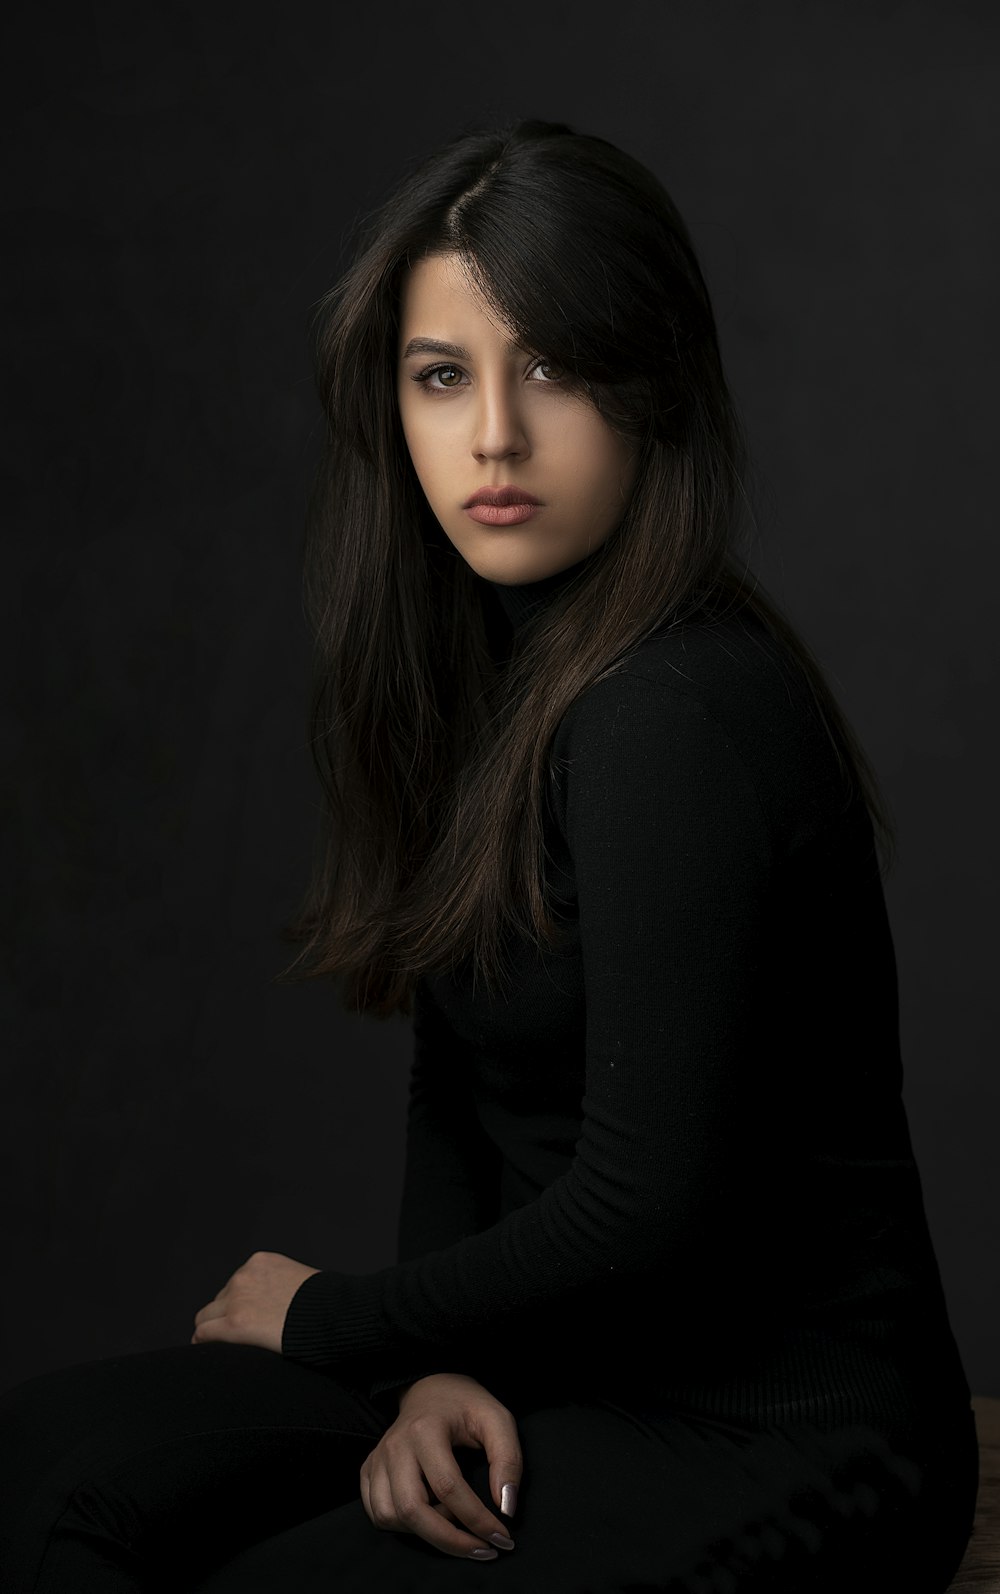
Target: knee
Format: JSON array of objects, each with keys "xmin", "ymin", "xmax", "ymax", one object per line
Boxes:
[
  {"xmin": 0, "ymin": 1366, "xmax": 79, "ymax": 1475},
  {"xmin": 0, "ymin": 1367, "xmax": 142, "ymax": 1588},
  {"xmin": 0, "ymin": 1358, "xmax": 145, "ymax": 1508}
]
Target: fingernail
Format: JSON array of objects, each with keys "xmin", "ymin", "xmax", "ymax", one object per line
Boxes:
[
  {"xmin": 489, "ymin": 1531, "xmax": 515, "ymax": 1549},
  {"xmin": 501, "ymin": 1482, "xmax": 517, "ymax": 1516},
  {"xmin": 468, "ymin": 1547, "xmax": 498, "ymax": 1559}
]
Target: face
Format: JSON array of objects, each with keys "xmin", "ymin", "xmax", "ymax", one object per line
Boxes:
[{"xmin": 396, "ymin": 252, "xmax": 640, "ymax": 585}]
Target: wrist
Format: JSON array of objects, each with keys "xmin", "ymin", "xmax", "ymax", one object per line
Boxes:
[{"xmin": 398, "ymin": 1371, "xmax": 483, "ymax": 1409}]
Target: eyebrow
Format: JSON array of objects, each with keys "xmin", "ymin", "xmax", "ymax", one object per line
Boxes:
[{"xmin": 401, "ymin": 335, "xmax": 528, "ymax": 361}]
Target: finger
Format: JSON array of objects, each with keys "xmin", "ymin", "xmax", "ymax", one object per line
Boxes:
[
  {"xmin": 473, "ymin": 1404, "xmax": 523, "ymax": 1518},
  {"xmin": 359, "ymin": 1461, "xmax": 374, "ymax": 1526},
  {"xmin": 365, "ymin": 1459, "xmax": 410, "ymax": 1535},
  {"xmin": 191, "ymin": 1315, "xmax": 236, "ymax": 1345},
  {"xmin": 415, "ymin": 1440, "xmax": 515, "ymax": 1552},
  {"xmin": 192, "ymin": 1302, "xmax": 227, "ymax": 1329},
  {"xmin": 431, "ymin": 1501, "xmax": 461, "ymax": 1525},
  {"xmin": 426, "ymin": 1501, "xmax": 495, "ymax": 1536},
  {"xmin": 386, "ymin": 1450, "xmax": 507, "ymax": 1559}
]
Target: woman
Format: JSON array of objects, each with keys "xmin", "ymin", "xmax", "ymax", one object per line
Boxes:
[{"xmin": 0, "ymin": 117, "xmax": 978, "ymax": 1592}]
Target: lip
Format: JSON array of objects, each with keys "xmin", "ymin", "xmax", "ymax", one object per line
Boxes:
[
  {"xmin": 465, "ymin": 502, "xmax": 541, "ymax": 527},
  {"xmin": 463, "ymin": 487, "xmax": 541, "ymax": 508}
]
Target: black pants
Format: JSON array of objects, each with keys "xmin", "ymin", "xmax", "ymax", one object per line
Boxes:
[{"xmin": 0, "ymin": 1342, "xmax": 978, "ymax": 1593}]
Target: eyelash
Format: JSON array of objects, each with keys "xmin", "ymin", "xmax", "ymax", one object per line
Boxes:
[{"xmin": 409, "ymin": 359, "xmax": 563, "ymax": 392}]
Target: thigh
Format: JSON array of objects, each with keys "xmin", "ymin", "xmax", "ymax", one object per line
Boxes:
[
  {"xmin": 192, "ymin": 1396, "xmax": 979, "ymax": 1594},
  {"xmin": 0, "ymin": 1342, "xmax": 389, "ymax": 1592}
]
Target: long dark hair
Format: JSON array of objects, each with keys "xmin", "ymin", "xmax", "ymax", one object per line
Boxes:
[{"xmin": 281, "ymin": 117, "xmax": 896, "ymax": 1020}]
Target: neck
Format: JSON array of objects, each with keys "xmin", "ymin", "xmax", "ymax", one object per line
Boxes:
[{"xmin": 483, "ymin": 552, "xmax": 596, "ymax": 637}]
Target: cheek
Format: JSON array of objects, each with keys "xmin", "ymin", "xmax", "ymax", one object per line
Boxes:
[
  {"xmin": 397, "ymin": 394, "xmax": 418, "ymax": 458},
  {"xmin": 559, "ymin": 407, "xmax": 621, "ymax": 470},
  {"xmin": 574, "ymin": 428, "xmax": 635, "ymax": 504},
  {"xmin": 408, "ymin": 442, "xmax": 446, "ymax": 504},
  {"xmin": 399, "ymin": 399, "xmax": 452, "ymax": 476},
  {"xmin": 398, "ymin": 408, "xmax": 435, "ymax": 487}
]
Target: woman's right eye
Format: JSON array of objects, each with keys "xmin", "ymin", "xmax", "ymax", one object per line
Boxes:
[{"xmin": 411, "ymin": 364, "xmax": 465, "ymax": 390}]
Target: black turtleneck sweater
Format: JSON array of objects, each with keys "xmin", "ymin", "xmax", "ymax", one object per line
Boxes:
[{"xmin": 282, "ymin": 556, "xmax": 971, "ymax": 1431}]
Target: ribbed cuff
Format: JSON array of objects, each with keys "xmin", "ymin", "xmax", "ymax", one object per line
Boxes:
[
  {"xmin": 369, "ymin": 1372, "xmax": 427, "ymax": 1398},
  {"xmin": 280, "ymin": 1268, "xmax": 391, "ymax": 1370}
]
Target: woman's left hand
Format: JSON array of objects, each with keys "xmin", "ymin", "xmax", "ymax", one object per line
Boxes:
[{"xmin": 191, "ymin": 1250, "xmax": 320, "ymax": 1354}]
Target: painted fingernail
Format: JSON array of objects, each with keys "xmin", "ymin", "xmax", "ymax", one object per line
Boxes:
[
  {"xmin": 501, "ymin": 1482, "xmax": 518, "ymax": 1516},
  {"xmin": 468, "ymin": 1547, "xmax": 498, "ymax": 1560},
  {"xmin": 489, "ymin": 1531, "xmax": 515, "ymax": 1549}
]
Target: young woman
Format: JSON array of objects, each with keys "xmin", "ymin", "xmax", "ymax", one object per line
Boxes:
[{"xmin": 0, "ymin": 117, "xmax": 978, "ymax": 1593}]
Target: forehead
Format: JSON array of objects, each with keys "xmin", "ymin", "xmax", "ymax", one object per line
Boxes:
[{"xmin": 398, "ymin": 252, "xmax": 515, "ymax": 347}]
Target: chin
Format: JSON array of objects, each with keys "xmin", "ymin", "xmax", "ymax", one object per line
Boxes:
[{"xmin": 460, "ymin": 545, "xmax": 571, "ymax": 582}]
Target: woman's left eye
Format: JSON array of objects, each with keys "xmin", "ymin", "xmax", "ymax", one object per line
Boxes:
[{"xmin": 531, "ymin": 361, "xmax": 563, "ymax": 382}]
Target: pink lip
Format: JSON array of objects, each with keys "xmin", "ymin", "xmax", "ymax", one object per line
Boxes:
[
  {"xmin": 464, "ymin": 487, "xmax": 541, "ymax": 508},
  {"xmin": 465, "ymin": 502, "xmax": 541, "ymax": 527}
]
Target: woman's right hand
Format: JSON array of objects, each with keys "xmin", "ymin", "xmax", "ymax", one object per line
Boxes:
[{"xmin": 359, "ymin": 1372, "xmax": 523, "ymax": 1560}]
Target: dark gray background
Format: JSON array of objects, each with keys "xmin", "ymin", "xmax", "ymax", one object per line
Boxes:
[{"xmin": 4, "ymin": 1, "xmax": 997, "ymax": 1396}]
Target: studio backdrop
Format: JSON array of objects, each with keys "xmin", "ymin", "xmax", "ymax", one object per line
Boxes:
[{"xmin": 4, "ymin": 0, "xmax": 997, "ymax": 1397}]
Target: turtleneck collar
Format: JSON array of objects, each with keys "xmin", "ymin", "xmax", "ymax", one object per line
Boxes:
[{"xmin": 483, "ymin": 551, "xmax": 596, "ymax": 636}]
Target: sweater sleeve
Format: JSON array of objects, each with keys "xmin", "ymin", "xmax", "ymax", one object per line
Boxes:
[
  {"xmin": 366, "ymin": 978, "xmax": 502, "ymax": 1406},
  {"xmin": 395, "ymin": 977, "xmax": 502, "ymax": 1264},
  {"xmin": 281, "ymin": 671, "xmax": 774, "ymax": 1378}
]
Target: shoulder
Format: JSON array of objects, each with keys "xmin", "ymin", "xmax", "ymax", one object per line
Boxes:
[{"xmin": 550, "ymin": 605, "xmax": 856, "ymax": 856}]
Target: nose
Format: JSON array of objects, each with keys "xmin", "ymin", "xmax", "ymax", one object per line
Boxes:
[{"xmin": 470, "ymin": 374, "xmax": 530, "ymax": 464}]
